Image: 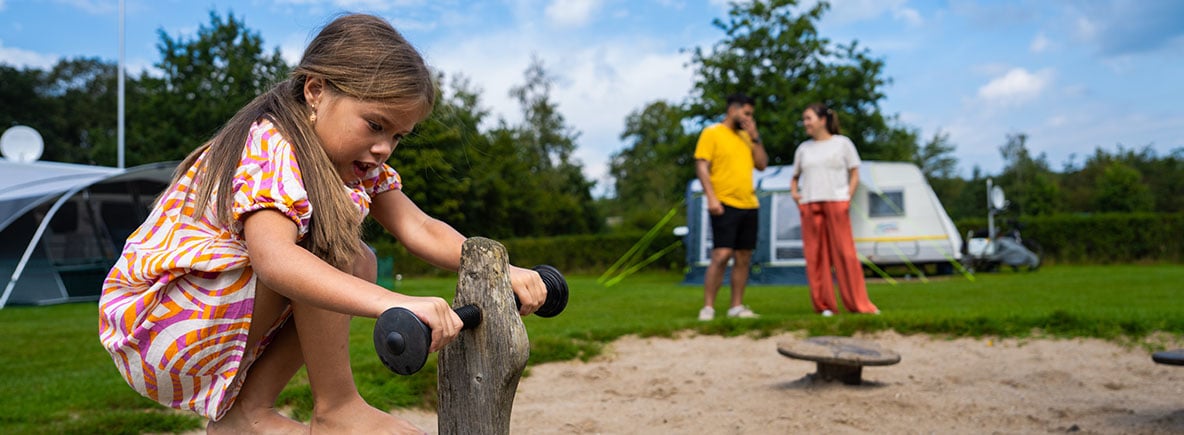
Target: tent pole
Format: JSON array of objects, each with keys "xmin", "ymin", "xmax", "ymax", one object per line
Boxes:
[{"xmin": 0, "ymin": 187, "xmax": 86, "ymax": 309}]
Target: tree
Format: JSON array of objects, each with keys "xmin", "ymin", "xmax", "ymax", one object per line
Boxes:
[
  {"xmin": 392, "ymin": 74, "xmax": 485, "ymax": 233},
  {"xmin": 685, "ymin": 0, "xmax": 917, "ymax": 165},
  {"xmin": 996, "ymin": 133, "xmax": 1061, "ymax": 216},
  {"xmin": 608, "ymin": 100, "xmax": 696, "ymax": 230},
  {"xmin": 911, "ymin": 130, "xmax": 965, "ymax": 217},
  {"xmin": 1093, "ymin": 162, "xmax": 1154, "ymax": 213},
  {"xmin": 502, "ymin": 56, "xmax": 601, "ymax": 236},
  {"xmin": 913, "ymin": 130, "xmax": 958, "ymax": 180},
  {"xmin": 128, "ymin": 10, "xmax": 289, "ymax": 165},
  {"xmin": 0, "ymin": 59, "xmax": 118, "ymax": 165}
]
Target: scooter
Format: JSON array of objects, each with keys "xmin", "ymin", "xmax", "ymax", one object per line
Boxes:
[{"xmin": 962, "ymin": 179, "xmax": 1041, "ymax": 273}]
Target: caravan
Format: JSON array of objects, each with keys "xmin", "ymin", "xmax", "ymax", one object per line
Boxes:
[{"xmin": 682, "ymin": 161, "xmax": 962, "ymax": 284}]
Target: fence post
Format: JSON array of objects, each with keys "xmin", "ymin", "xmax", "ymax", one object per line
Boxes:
[{"xmin": 438, "ymin": 237, "xmax": 530, "ymax": 435}]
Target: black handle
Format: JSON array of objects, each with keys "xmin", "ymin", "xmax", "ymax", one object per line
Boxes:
[{"xmin": 373, "ymin": 264, "xmax": 569, "ymax": 375}]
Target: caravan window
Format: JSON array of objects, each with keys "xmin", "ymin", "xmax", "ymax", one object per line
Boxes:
[
  {"xmin": 868, "ymin": 190, "xmax": 905, "ymax": 218},
  {"xmin": 770, "ymin": 193, "xmax": 805, "ymax": 265}
]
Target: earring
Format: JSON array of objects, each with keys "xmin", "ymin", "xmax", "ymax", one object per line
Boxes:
[{"xmin": 309, "ymin": 106, "xmax": 317, "ymax": 124}]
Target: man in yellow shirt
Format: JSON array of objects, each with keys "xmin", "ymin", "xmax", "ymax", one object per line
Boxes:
[{"xmin": 693, "ymin": 93, "xmax": 769, "ymax": 321}]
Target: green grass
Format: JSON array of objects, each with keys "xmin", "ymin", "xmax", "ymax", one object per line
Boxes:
[{"xmin": 2, "ymin": 264, "xmax": 1182, "ymax": 433}]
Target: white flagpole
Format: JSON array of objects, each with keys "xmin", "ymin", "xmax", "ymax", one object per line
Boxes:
[{"xmin": 117, "ymin": 0, "xmax": 125, "ymax": 169}]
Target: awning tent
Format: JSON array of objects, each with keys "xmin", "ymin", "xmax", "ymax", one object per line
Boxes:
[{"xmin": 0, "ymin": 158, "xmax": 176, "ymax": 308}]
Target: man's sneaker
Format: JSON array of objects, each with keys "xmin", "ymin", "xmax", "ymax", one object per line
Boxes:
[
  {"xmin": 698, "ymin": 306, "xmax": 715, "ymax": 321},
  {"xmin": 727, "ymin": 305, "xmax": 759, "ymax": 318},
  {"xmin": 821, "ymin": 310, "xmax": 834, "ymax": 317}
]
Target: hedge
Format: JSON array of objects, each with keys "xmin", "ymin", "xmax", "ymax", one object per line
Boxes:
[
  {"xmin": 370, "ymin": 213, "xmax": 1183, "ymax": 278},
  {"xmin": 371, "ymin": 232, "xmax": 685, "ymax": 278}
]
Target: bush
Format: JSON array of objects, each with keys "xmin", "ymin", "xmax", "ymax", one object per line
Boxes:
[{"xmin": 370, "ymin": 232, "xmax": 685, "ymax": 278}]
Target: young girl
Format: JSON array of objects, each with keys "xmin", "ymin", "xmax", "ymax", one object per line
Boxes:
[
  {"xmin": 790, "ymin": 103, "xmax": 879, "ymax": 316},
  {"xmin": 98, "ymin": 14, "xmax": 547, "ymax": 434}
]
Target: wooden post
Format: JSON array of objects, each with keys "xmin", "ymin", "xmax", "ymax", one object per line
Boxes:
[{"xmin": 438, "ymin": 237, "xmax": 530, "ymax": 435}]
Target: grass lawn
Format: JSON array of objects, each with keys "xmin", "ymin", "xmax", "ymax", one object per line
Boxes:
[{"xmin": 1, "ymin": 264, "xmax": 1182, "ymax": 433}]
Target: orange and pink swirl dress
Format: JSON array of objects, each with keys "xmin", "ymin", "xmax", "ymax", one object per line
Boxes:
[{"xmin": 98, "ymin": 119, "xmax": 400, "ymax": 419}]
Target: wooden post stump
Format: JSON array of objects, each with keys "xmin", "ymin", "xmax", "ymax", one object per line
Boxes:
[
  {"xmin": 777, "ymin": 336, "xmax": 900, "ymax": 385},
  {"xmin": 438, "ymin": 237, "xmax": 530, "ymax": 435}
]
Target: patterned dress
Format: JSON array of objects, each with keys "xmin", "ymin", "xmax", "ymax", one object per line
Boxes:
[{"xmin": 98, "ymin": 119, "xmax": 401, "ymax": 420}]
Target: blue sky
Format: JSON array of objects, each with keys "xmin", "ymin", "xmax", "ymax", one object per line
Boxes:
[{"xmin": 2, "ymin": 0, "xmax": 1183, "ymax": 194}]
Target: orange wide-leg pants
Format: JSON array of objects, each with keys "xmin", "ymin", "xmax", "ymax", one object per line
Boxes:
[{"xmin": 799, "ymin": 201, "xmax": 878, "ymax": 314}]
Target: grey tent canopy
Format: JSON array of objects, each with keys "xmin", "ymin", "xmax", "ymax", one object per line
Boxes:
[{"xmin": 0, "ymin": 158, "xmax": 177, "ymax": 308}]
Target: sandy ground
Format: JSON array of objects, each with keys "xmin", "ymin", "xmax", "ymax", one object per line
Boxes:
[{"xmin": 397, "ymin": 331, "xmax": 1184, "ymax": 434}]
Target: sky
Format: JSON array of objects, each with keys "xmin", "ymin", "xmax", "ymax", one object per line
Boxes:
[{"xmin": 2, "ymin": 0, "xmax": 1183, "ymax": 195}]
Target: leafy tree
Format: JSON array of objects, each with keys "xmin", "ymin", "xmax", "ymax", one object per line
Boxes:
[
  {"xmin": 128, "ymin": 10, "xmax": 289, "ymax": 165},
  {"xmin": 608, "ymin": 100, "xmax": 695, "ymax": 230},
  {"xmin": 0, "ymin": 59, "xmax": 117, "ymax": 165},
  {"xmin": 1093, "ymin": 161, "xmax": 1154, "ymax": 213},
  {"xmin": 995, "ymin": 133, "xmax": 1061, "ymax": 216},
  {"xmin": 43, "ymin": 58, "xmax": 119, "ymax": 165},
  {"xmin": 912, "ymin": 130, "xmax": 965, "ymax": 218},
  {"xmin": 684, "ymin": 0, "xmax": 917, "ymax": 165},
  {"xmin": 913, "ymin": 130, "xmax": 958, "ymax": 179},
  {"xmin": 392, "ymin": 74, "xmax": 485, "ymax": 232},
  {"xmin": 0, "ymin": 65, "xmax": 53, "ymax": 154},
  {"xmin": 502, "ymin": 56, "xmax": 601, "ymax": 235}
]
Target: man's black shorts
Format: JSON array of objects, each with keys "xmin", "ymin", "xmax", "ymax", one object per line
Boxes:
[{"xmin": 710, "ymin": 204, "xmax": 758, "ymax": 250}]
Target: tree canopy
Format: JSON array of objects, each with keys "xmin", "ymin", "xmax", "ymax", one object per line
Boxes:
[
  {"xmin": 685, "ymin": 0, "xmax": 918, "ymax": 165},
  {"xmin": 4, "ymin": 7, "xmax": 1183, "ymax": 239}
]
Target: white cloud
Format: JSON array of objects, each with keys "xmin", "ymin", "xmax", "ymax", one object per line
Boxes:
[
  {"xmin": 1045, "ymin": 115, "xmax": 1068, "ymax": 127},
  {"xmin": 54, "ymin": 0, "xmax": 116, "ymax": 14},
  {"xmin": 0, "ymin": 0, "xmax": 7, "ymax": 12},
  {"xmin": 1029, "ymin": 32, "xmax": 1051, "ymax": 53},
  {"xmin": 1075, "ymin": 16, "xmax": 1098, "ymax": 41},
  {"xmin": 827, "ymin": 0, "xmax": 923, "ymax": 26},
  {"xmin": 0, "ymin": 40, "xmax": 59, "ymax": 69},
  {"xmin": 892, "ymin": 7, "xmax": 923, "ymax": 26},
  {"xmin": 544, "ymin": 0, "xmax": 601, "ymax": 28},
  {"xmin": 655, "ymin": 0, "xmax": 685, "ymax": 10},
  {"xmin": 977, "ymin": 68, "xmax": 1054, "ymax": 106}
]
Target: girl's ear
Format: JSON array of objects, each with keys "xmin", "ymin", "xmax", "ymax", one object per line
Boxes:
[{"xmin": 304, "ymin": 77, "xmax": 324, "ymax": 107}]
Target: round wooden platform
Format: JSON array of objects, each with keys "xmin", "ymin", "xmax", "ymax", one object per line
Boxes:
[
  {"xmin": 777, "ymin": 336, "xmax": 901, "ymax": 385},
  {"xmin": 1152, "ymin": 349, "xmax": 1184, "ymax": 366}
]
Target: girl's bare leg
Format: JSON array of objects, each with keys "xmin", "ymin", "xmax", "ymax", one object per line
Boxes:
[
  {"xmin": 299, "ymin": 246, "xmax": 424, "ymax": 434},
  {"xmin": 207, "ymin": 279, "xmax": 307, "ymax": 434}
]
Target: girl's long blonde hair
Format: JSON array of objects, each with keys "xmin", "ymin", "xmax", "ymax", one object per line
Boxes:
[{"xmin": 174, "ymin": 14, "xmax": 436, "ymax": 269}]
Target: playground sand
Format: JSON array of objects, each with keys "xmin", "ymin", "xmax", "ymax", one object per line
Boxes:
[{"xmin": 398, "ymin": 331, "xmax": 1184, "ymax": 434}]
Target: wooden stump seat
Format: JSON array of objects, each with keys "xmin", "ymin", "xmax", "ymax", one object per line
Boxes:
[{"xmin": 777, "ymin": 336, "xmax": 900, "ymax": 385}]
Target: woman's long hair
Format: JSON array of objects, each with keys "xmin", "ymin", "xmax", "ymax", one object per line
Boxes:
[
  {"xmin": 174, "ymin": 14, "xmax": 436, "ymax": 269},
  {"xmin": 806, "ymin": 103, "xmax": 841, "ymax": 135}
]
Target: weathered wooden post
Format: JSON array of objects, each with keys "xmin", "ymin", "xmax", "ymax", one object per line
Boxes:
[{"xmin": 438, "ymin": 237, "xmax": 530, "ymax": 435}]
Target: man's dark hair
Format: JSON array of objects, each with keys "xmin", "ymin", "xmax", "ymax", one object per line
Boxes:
[
  {"xmin": 724, "ymin": 92, "xmax": 753, "ymax": 107},
  {"xmin": 726, "ymin": 93, "xmax": 754, "ymax": 108}
]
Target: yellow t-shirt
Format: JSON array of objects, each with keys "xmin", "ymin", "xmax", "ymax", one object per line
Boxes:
[{"xmin": 693, "ymin": 123, "xmax": 758, "ymax": 209}]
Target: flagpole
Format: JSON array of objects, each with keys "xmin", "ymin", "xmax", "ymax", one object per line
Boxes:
[{"xmin": 117, "ymin": 0, "xmax": 125, "ymax": 169}]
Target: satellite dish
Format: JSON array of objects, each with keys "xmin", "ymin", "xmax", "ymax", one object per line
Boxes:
[
  {"xmin": 1, "ymin": 126, "xmax": 44, "ymax": 163},
  {"xmin": 989, "ymin": 186, "xmax": 1006, "ymax": 210}
]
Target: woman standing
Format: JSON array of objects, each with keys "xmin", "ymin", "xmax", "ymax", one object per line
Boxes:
[{"xmin": 790, "ymin": 103, "xmax": 879, "ymax": 316}]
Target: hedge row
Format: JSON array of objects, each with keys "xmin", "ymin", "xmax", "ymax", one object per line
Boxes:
[
  {"xmin": 955, "ymin": 213, "xmax": 1184, "ymax": 265},
  {"xmin": 372, "ymin": 213, "xmax": 1183, "ymax": 278},
  {"xmin": 371, "ymin": 232, "xmax": 685, "ymax": 278}
]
